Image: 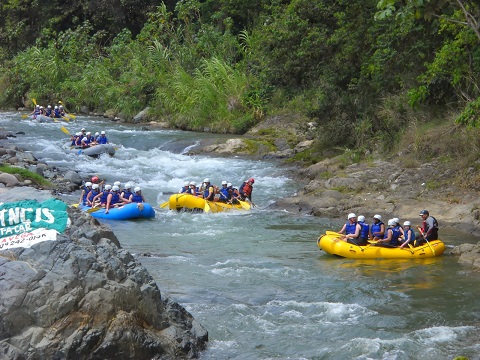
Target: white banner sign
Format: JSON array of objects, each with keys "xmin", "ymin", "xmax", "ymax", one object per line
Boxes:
[{"xmin": 0, "ymin": 228, "xmax": 59, "ymax": 251}]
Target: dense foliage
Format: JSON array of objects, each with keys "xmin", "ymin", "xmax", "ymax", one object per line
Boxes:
[{"xmin": 0, "ymin": 0, "xmax": 479, "ymax": 145}]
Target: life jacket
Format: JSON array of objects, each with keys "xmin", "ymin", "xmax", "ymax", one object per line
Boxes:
[
  {"xmin": 371, "ymin": 221, "xmax": 384, "ymax": 238},
  {"xmin": 122, "ymin": 190, "xmax": 133, "ymax": 201},
  {"xmin": 404, "ymin": 228, "xmax": 415, "ymax": 242},
  {"xmin": 241, "ymin": 182, "xmax": 253, "ymax": 198},
  {"xmin": 45, "ymin": 109, "xmax": 52, "ymax": 117},
  {"xmin": 358, "ymin": 221, "xmax": 369, "ymax": 239},
  {"xmin": 97, "ymin": 136, "xmax": 108, "ymax": 144},
  {"xmin": 100, "ymin": 190, "xmax": 110, "ymax": 204},
  {"xmin": 203, "ymin": 184, "xmax": 215, "ymax": 201},
  {"xmin": 180, "ymin": 186, "xmax": 189, "ymax": 193},
  {"xmin": 345, "ymin": 222, "xmax": 357, "ymax": 236},
  {"xmin": 385, "ymin": 226, "xmax": 401, "ymax": 246},
  {"xmin": 87, "ymin": 190, "xmax": 99, "ymax": 203},
  {"xmin": 110, "ymin": 192, "xmax": 120, "ymax": 205},
  {"xmin": 131, "ymin": 194, "xmax": 143, "ymax": 203},
  {"xmin": 219, "ymin": 187, "xmax": 230, "ymax": 201},
  {"xmin": 53, "ymin": 109, "xmax": 61, "ymax": 118}
]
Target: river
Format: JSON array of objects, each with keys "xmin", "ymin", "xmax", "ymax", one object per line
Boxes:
[{"xmin": 2, "ymin": 112, "xmax": 480, "ymax": 359}]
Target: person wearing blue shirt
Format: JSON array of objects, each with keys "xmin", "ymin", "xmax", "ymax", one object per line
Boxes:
[{"xmin": 97, "ymin": 131, "xmax": 109, "ymax": 144}]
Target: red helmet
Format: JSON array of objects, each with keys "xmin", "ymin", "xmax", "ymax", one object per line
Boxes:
[
  {"xmin": 248, "ymin": 178, "xmax": 255, "ymax": 184},
  {"xmin": 92, "ymin": 176, "xmax": 99, "ymax": 183}
]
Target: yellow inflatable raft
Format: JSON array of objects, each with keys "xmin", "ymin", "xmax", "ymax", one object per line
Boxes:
[
  {"xmin": 317, "ymin": 231, "xmax": 445, "ymax": 259},
  {"xmin": 168, "ymin": 193, "xmax": 250, "ymax": 213}
]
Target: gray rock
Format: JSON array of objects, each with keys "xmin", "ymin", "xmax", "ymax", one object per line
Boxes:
[
  {"xmin": 0, "ymin": 207, "xmax": 208, "ymax": 359},
  {"xmin": 0, "ymin": 172, "xmax": 21, "ymax": 187},
  {"xmin": 133, "ymin": 107, "xmax": 150, "ymax": 123},
  {"xmin": 63, "ymin": 170, "xmax": 83, "ymax": 185}
]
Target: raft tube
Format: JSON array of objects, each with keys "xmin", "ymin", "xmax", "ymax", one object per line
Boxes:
[
  {"xmin": 82, "ymin": 202, "xmax": 155, "ymax": 220},
  {"xmin": 77, "ymin": 144, "xmax": 116, "ymax": 157},
  {"xmin": 168, "ymin": 193, "xmax": 250, "ymax": 212},
  {"xmin": 317, "ymin": 231, "xmax": 445, "ymax": 259}
]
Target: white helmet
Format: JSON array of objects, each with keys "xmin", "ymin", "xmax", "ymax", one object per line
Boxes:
[
  {"xmin": 388, "ymin": 219, "xmax": 396, "ymax": 226},
  {"xmin": 227, "ymin": 182, "xmax": 232, "ymax": 187},
  {"xmin": 393, "ymin": 217, "xmax": 400, "ymax": 224},
  {"xmin": 95, "ymin": 132, "xmax": 99, "ymax": 136},
  {"xmin": 404, "ymin": 221, "xmax": 411, "ymax": 226},
  {"xmin": 101, "ymin": 131, "xmax": 105, "ymax": 135},
  {"xmin": 134, "ymin": 187, "xmax": 141, "ymax": 192},
  {"xmin": 81, "ymin": 128, "xmax": 86, "ymax": 131},
  {"xmin": 114, "ymin": 181, "xmax": 121, "ymax": 187},
  {"xmin": 112, "ymin": 185, "xmax": 120, "ymax": 191},
  {"xmin": 47, "ymin": 105, "xmax": 51, "ymax": 108},
  {"xmin": 92, "ymin": 184, "xmax": 99, "ymax": 189},
  {"xmin": 184, "ymin": 181, "xmax": 190, "ymax": 186},
  {"xmin": 36, "ymin": 104, "xmax": 40, "ymax": 108},
  {"xmin": 347, "ymin": 213, "xmax": 356, "ymax": 220},
  {"xmin": 221, "ymin": 180, "xmax": 227, "ymax": 185},
  {"xmin": 76, "ymin": 132, "xmax": 81, "ymax": 136},
  {"xmin": 373, "ymin": 214, "xmax": 382, "ymax": 220},
  {"xmin": 86, "ymin": 132, "xmax": 91, "ymax": 135},
  {"xmin": 54, "ymin": 105, "xmax": 58, "ymax": 109},
  {"xmin": 190, "ymin": 181, "xmax": 196, "ymax": 186},
  {"xmin": 204, "ymin": 178, "xmax": 210, "ymax": 183},
  {"xmin": 358, "ymin": 215, "xmax": 365, "ymax": 222},
  {"xmin": 125, "ymin": 182, "xmax": 132, "ymax": 189},
  {"xmin": 85, "ymin": 182, "xmax": 92, "ymax": 187},
  {"xmin": 104, "ymin": 184, "xmax": 112, "ymax": 190},
  {"xmin": 59, "ymin": 105, "xmax": 63, "ymax": 108}
]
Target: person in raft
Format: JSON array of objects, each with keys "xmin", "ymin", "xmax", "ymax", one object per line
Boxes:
[
  {"xmin": 337, "ymin": 213, "xmax": 363, "ymax": 245},
  {"xmin": 415, "ymin": 209, "xmax": 439, "ymax": 246}
]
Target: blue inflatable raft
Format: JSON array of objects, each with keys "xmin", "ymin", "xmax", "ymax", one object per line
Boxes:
[{"xmin": 82, "ymin": 202, "xmax": 155, "ymax": 220}]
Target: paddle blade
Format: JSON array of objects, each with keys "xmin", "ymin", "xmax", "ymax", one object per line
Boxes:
[
  {"xmin": 32, "ymin": 98, "xmax": 37, "ymax": 106},
  {"xmin": 21, "ymin": 114, "xmax": 28, "ymax": 119},
  {"xmin": 61, "ymin": 116, "xmax": 70, "ymax": 122},
  {"xmin": 66, "ymin": 113, "xmax": 76, "ymax": 119},
  {"xmin": 87, "ymin": 207, "xmax": 102, "ymax": 213},
  {"xmin": 160, "ymin": 201, "xmax": 169, "ymax": 208},
  {"xmin": 204, "ymin": 201, "xmax": 211, "ymax": 213},
  {"xmin": 239, "ymin": 201, "xmax": 251, "ymax": 210},
  {"xmin": 60, "ymin": 126, "xmax": 71, "ymax": 135}
]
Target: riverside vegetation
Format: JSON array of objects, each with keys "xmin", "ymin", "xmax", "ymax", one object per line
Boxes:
[{"xmin": 1, "ymin": 1, "xmax": 480, "ymax": 227}]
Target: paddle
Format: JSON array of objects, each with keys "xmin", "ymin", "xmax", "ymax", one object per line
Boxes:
[
  {"xmin": 160, "ymin": 201, "xmax": 169, "ymax": 208},
  {"xmin": 238, "ymin": 200, "xmax": 250, "ymax": 210},
  {"xmin": 418, "ymin": 228, "xmax": 435, "ymax": 256},
  {"xmin": 204, "ymin": 200, "xmax": 211, "ymax": 213},
  {"xmin": 87, "ymin": 207, "xmax": 102, "ymax": 213},
  {"xmin": 21, "ymin": 114, "xmax": 29, "ymax": 119},
  {"xmin": 60, "ymin": 126, "xmax": 71, "ymax": 135}
]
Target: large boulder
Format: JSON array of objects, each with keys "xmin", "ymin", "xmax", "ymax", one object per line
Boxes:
[
  {"xmin": 0, "ymin": 207, "xmax": 208, "ymax": 359},
  {"xmin": 0, "ymin": 172, "xmax": 21, "ymax": 187},
  {"xmin": 133, "ymin": 107, "xmax": 150, "ymax": 123}
]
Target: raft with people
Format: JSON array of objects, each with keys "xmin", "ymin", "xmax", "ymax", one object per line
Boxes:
[
  {"xmin": 63, "ymin": 142, "xmax": 116, "ymax": 157},
  {"xmin": 81, "ymin": 202, "xmax": 155, "ymax": 220},
  {"xmin": 167, "ymin": 193, "xmax": 251, "ymax": 213},
  {"xmin": 317, "ymin": 231, "xmax": 446, "ymax": 259}
]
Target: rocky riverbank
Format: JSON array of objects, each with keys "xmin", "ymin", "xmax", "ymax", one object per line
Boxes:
[{"xmin": 1, "ymin": 130, "xmax": 209, "ymax": 358}]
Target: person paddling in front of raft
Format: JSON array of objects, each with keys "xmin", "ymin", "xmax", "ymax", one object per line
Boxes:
[
  {"xmin": 239, "ymin": 178, "xmax": 255, "ymax": 205},
  {"xmin": 337, "ymin": 213, "xmax": 362, "ymax": 244}
]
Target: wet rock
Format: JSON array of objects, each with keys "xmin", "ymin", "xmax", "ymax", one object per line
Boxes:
[{"xmin": 0, "ymin": 207, "xmax": 208, "ymax": 359}]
